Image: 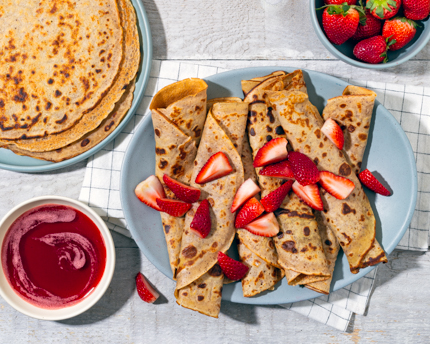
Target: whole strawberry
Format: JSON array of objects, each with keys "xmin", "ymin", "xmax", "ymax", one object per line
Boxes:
[
  {"xmin": 322, "ymin": 5, "xmax": 361, "ymax": 45},
  {"xmin": 382, "ymin": 17, "xmax": 417, "ymax": 51},
  {"xmin": 353, "ymin": 35, "xmax": 390, "ymax": 63},
  {"xmin": 352, "ymin": 10, "xmax": 383, "ymax": 40},
  {"xmin": 403, "ymin": 0, "xmax": 430, "ymax": 21},
  {"xmin": 325, "ymin": 0, "xmax": 357, "ymax": 4},
  {"xmin": 366, "ymin": 0, "xmax": 401, "ymax": 20}
]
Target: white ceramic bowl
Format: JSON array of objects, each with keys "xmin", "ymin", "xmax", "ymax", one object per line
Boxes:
[{"xmin": 0, "ymin": 196, "xmax": 115, "ymax": 320}]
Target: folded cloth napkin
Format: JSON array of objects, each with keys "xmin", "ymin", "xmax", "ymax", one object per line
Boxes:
[{"xmin": 79, "ymin": 60, "xmax": 430, "ymax": 331}]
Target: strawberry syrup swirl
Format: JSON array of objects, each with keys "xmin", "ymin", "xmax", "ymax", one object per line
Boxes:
[{"xmin": 1, "ymin": 205, "xmax": 106, "ymax": 309}]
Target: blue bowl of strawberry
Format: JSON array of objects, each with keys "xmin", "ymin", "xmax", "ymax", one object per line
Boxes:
[{"xmin": 310, "ymin": 0, "xmax": 430, "ymax": 68}]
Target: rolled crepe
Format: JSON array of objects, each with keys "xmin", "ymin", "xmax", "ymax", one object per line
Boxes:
[
  {"xmin": 175, "ymin": 100, "xmax": 248, "ymax": 317},
  {"xmin": 323, "ymin": 86, "xmax": 387, "ymax": 272},
  {"xmin": 267, "ymin": 89, "xmax": 377, "ymax": 273},
  {"xmin": 150, "ymin": 79, "xmax": 208, "ymax": 277},
  {"xmin": 244, "ymin": 71, "xmax": 330, "ymax": 289}
]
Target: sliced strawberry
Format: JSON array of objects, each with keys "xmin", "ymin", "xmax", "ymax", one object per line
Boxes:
[
  {"xmin": 135, "ymin": 175, "xmax": 166, "ymax": 211},
  {"xmin": 288, "ymin": 151, "xmax": 320, "ymax": 186},
  {"xmin": 163, "ymin": 174, "xmax": 201, "ymax": 203},
  {"xmin": 321, "ymin": 118, "xmax": 344, "ymax": 150},
  {"xmin": 234, "ymin": 197, "xmax": 265, "ymax": 228},
  {"xmin": 190, "ymin": 200, "xmax": 211, "ymax": 238},
  {"xmin": 217, "ymin": 252, "xmax": 249, "ymax": 280},
  {"xmin": 135, "ymin": 272, "xmax": 159, "ymax": 303},
  {"xmin": 231, "ymin": 178, "xmax": 261, "ymax": 213},
  {"xmin": 195, "ymin": 152, "xmax": 233, "ymax": 184},
  {"xmin": 319, "ymin": 171, "xmax": 355, "ymax": 200},
  {"xmin": 156, "ymin": 198, "xmax": 192, "ymax": 217},
  {"xmin": 260, "ymin": 180, "xmax": 294, "ymax": 212},
  {"xmin": 292, "ymin": 181, "xmax": 324, "ymax": 211},
  {"xmin": 259, "ymin": 160, "xmax": 295, "ymax": 179},
  {"xmin": 253, "ymin": 137, "xmax": 289, "ymax": 168},
  {"xmin": 243, "ymin": 212, "xmax": 280, "ymax": 237},
  {"xmin": 358, "ymin": 169, "xmax": 391, "ymax": 196}
]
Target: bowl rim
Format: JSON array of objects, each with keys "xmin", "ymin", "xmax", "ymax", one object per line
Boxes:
[
  {"xmin": 0, "ymin": 196, "xmax": 116, "ymax": 320},
  {"xmin": 309, "ymin": 1, "xmax": 430, "ymax": 69}
]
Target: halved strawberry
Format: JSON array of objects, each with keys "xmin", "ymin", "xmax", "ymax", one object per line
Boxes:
[
  {"xmin": 231, "ymin": 178, "xmax": 261, "ymax": 213},
  {"xmin": 156, "ymin": 198, "xmax": 192, "ymax": 217},
  {"xmin": 253, "ymin": 137, "xmax": 289, "ymax": 168},
  {"xmin": 217, "ymin": 252, "xmax": 249, "ymax": 280},
  {"xmin": 135, "ymin": 175, "xmax": 166, "ymax": 211},
  {"xmin": 288, "ymin": 151, "xmax": 320, "ymax": 186},
  {"xmin": 319, "ymin": 171, "xmax": 355, "ymax": 200},
  {"xmin": 234, "ymin": 197, "xmax": 265, "ymax": 228},
  {"xmin": 190, "ymin": 200, "xmax": 211, "ymax": 238},
  {"xmin": 163, "ymin": 174, "xmax": 201, "ymax": 203},
  {"xmin": 135, "ymin": 272, "xmax": 159, "ymax": 303},
  {"xmin": 260, "ymin": 180, "xmax": 294, "ymax": 212},
  {"xmin": 259, "ymin": 160, "xmax": 295, "ymax": 179},
  {"xmin": 321, "ymin": 118, "xmax": 344, "ymax": 150},
  {"xmin": 243, "ymin": 212, "xmax": 280, "ymax": 237},
  {"xmin": 292, "ymin": 181, "xmax": 324, "ymax": 211},
  {"xmin": 358, "ymin": 169, "xmax": 391, "ymax": 196},
  {"xmin": 195, "ymin": 152, "xmax": 233, "ymax": 184}
]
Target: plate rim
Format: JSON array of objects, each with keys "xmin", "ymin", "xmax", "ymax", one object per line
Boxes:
[
  {"xmin": 120, "ymin": 66, "xmax": 418, "ymax": 305},
  {"xmin": 0, "ymin": 0, "xmax": 153, "ymax": 173}
]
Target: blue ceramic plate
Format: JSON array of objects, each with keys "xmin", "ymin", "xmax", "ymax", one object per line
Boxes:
[
  {"xmin": 121, "ymin": 67, "xmax": 417, "ymax": 305},
  {"xmin": 0, "ymin": 0, "xmax": 152, "ymax": 173},
  {"xmin": 310, "ymin": 0, "xmax": 430, "ymax": 69}
]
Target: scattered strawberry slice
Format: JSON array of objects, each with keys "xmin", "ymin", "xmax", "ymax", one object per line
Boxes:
[
  {"xmin": 231, "ymin": 178, "xmax": 261, "ymax": 213},
  {"xmin": 163, "ymin": 174, "xmax": 201, "ymax": 203},
  {"xmin": 135, "ymin": 175, "xmax": 166, "ymax": 211},
  {"xmin": 190, "ymin": 200, "xmax": 211, "ymax": 238},
  {"xmin": 288, "ymin": 151, "xmax": 320, "ymax": 186},
  {"xmin": 243, "ymin": 212, "xmax": 280, "ymax": 237},
  {"xmin": 382, "ymin": 17, "xmax": 417, "ymax": 51},
  {"xmin": 135, "ymin": 272, "xmax": 159, "ymax": 303},
  {"xmin": 367, "ymin": 0, "xmax": 401, "ymax": 20},
  {"xmin": 195, "ymin": 152, "xmax": 233, "ymax": 184},
  {"xmin": 217, "ymin": 252, "xmax": 249, "ymax": 280},
  {"xmin": 358, "ymin": 169, "xmax": 391, "ymax": 196},
  {"xmin": 234, "ymin": 197, "xmax": 265, "ymax": 228},
  {"xmin": 319, "ymin": 171, "xmax": 355, "ymax": 200},
  {"xmin": 321, "ymin": 118, "xmax": 344, "ymax": 150},
  {"xmin": 259, "ymin": 160, "xmax": 295, "ymax": 179},
  {"xmin": 292, "ymin": 181, "xmax": 324, "ymax": 211},
  {"xmin": 253, "ymin": 137, "xmax": 289, "ymax": 168},
  {"xmin": 156, "ymin": 198, "xmax": 192, "ymax": 217},
  {"xmin": 403, "ymin": 0, "xmax": 430, "ymax": 20},
  {"xmin": 260, "ymin": 180, "xmax": 294, "ymax": 212}
]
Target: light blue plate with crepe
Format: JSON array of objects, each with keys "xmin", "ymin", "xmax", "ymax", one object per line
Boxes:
[
  {"xmin": 121, "ymin": 67, "xmax": 417, "ymax": 305},
  {"xmin": 0, "ymin": 0, "xmax": 152, "ymax": 173}
]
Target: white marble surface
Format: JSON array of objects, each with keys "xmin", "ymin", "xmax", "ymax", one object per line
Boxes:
[{"xmin": 1, "ymin": 0, "xmax": 430, "ymax": 342}]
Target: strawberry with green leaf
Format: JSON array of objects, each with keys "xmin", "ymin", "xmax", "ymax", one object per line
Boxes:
[
  {"xmin": 383, "ymin": 17, "xmax": 417, "ymax": 51},
  {"xmin": 322, "ymin": 4, "xmax": 364, "ymax": 45},
  {"xmin": 352, "ymin": 9, "xmax": 383, "ymax": 40},
  {"xmin": 353, "ymin": 35, "xmax": 394, "ymax": 63},
  {"xmin": 366, "ymin": 0, "xmax": 401, "ymax": 20}
]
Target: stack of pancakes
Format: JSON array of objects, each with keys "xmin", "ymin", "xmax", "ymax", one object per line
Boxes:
[{"xmin": 0, "ymin": 0, "xmax": 140, "ymax": 162}]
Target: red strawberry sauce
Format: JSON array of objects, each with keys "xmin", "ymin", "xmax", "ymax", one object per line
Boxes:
[{"xmin": 1, "ymin": 204, "xmax": 106, "ymax": 309}]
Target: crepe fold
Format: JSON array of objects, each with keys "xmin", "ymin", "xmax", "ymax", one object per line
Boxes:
[
  {"xmin": 243, "ymin": 71, "xmax": 330, "ymax": 291},
  {"xmin": 323, "ymin": 86, "xmax": 387, "ymax": 271},
  {"xmin": 267, "ymin": 89, "xmax": 377, "ymax": 274},
  {"xmin": 149, "ymin": 78, "xmax": 208, "ymax": 277},
  {"xmin": 175, "ymin": 100, "xmax": 248, "ymax": 317}
]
